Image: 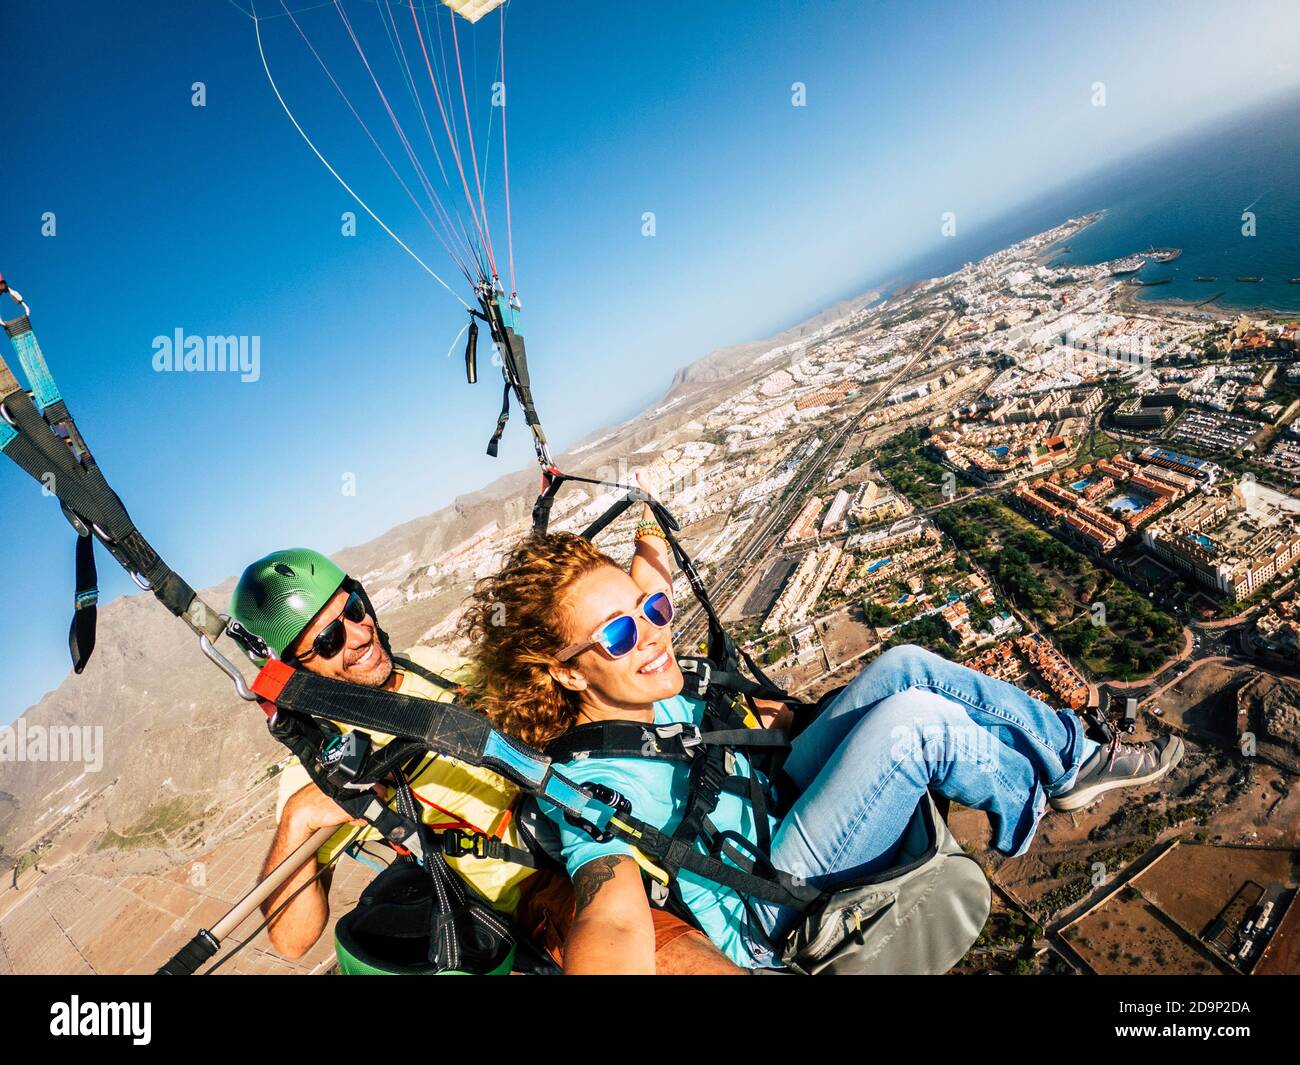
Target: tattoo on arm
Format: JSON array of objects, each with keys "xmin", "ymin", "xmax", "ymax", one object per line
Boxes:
[{"xmin": 573, "ymin": 855, "xmax": 626, "ymax": 915}]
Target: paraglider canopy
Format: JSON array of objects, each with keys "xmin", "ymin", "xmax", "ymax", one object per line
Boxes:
[{"xmin": 440, "ymin": 0, "xmax": 509, "ymax": 23}]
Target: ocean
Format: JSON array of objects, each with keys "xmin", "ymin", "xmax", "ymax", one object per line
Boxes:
[{"xmin": 873, "ymin": 90, "xmax": 1300, "ymax": 315}]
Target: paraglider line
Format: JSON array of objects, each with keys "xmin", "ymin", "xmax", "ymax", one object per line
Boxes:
[
  {"xmin": 252, "ymin": 5, "xmax": 471, "ymax": 308},
  {"xmin": 278, "ymin": 0, "xmax": 475, "ymax": 282},
  {"xmin": 499, "ymin": 2, "xmax": 516, "ymax": 297}
]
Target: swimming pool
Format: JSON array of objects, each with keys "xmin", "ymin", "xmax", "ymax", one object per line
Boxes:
[
  {"xmin": 1106, "ymin": 494, "xmax": 1150, "ymax": 514},
  {"xmin": 1070, "ymin": 479, "xmax": 1092, "ymax": 492},
  {"xmin": 866, "ymin": 557, "xmax": 892, "ymax": 574}
]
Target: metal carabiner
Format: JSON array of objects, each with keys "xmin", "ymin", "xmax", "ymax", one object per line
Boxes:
[
  {"xmin": 0, "ymin": 273, "xmax": 30, "ymax": 326},
  {"xmin": 199, "ymin": 634, "xmax": 260, "ymax": 702}
]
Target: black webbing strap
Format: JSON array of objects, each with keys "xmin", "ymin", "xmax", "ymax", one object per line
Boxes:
[
  {"xmin": 678, "ymin": 657, "xmax": 787, "ymax": 704},
  {"xmin": 479, "ymin": 290, "xmax": 548, "ymax": 465},
  {"xmin": 544, "ymin": 720, "xmax": 789, "ymax": 764},
  {"xmin": 268, "ymin": 709, "xmax": 537, "ymax": 869},
  {"xmin": 0, "ymin": 365, "xmax": 224, "ymax": 649},
  {"xmin": 497, "ymin": 323, "xmax": 542, "ymax": 432},
  {"xmin": 645, "ymin": 826, "xmax": 815, "ymax": 906},
  {"xmin": 69, "ymin": 530, "xmax": 98, "ymax": 674},
  {"xmin": 258, "ymin": 665, "xmax": 526, "ymax": 782},
  {"xmin": 486, "ymin": 379, "xmax": 511, "ymax": 458}
]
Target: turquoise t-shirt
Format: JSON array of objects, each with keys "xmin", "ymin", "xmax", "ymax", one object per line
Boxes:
[{"xmin": 537, "ymin": 692, "xmax": 782, "ymax": 969}]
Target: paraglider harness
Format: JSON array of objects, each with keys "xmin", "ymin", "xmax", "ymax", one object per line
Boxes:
[
  {"xmin": 0, "ymin": 272, "xmax": 227, "ymax": 673},
  {"xmin": 1, "ymin": 273, "xmax": 993, "ymax": 975}
]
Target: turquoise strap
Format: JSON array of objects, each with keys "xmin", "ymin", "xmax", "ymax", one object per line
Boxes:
[{"xmin": 9, "ymin": 324, "xmax": 62, "ymax": 411}]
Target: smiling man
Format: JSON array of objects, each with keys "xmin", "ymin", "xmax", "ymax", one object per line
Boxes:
[{"xmin": 228, "ymin": 548, "xmax": 532, "ymax": 964}]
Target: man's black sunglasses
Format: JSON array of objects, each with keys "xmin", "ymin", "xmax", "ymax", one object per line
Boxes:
[{"xmin": 293, "ymin": 587, "xmax": 368, "ymax": 664}]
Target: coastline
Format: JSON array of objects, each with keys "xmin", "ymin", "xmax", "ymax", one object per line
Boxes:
[
  {"xmin": 1034, "ymin": 204, "xmax": 1299, "ymax": 320},
  {"xmin": 1112, "ymin": 282, "xmax": 1300, "ymax": 321},
  {"xmin": 1034, "ymin": 209, "xmax": 1107, "ymax": 265}
]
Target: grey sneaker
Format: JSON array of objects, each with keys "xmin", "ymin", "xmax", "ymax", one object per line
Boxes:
[{"xmin": 1049, "ymin": 733, "xmax": 1184, "ymax": 812}]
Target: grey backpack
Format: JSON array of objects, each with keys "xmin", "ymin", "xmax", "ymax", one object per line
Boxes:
[{"xmin": 780, "ymin": 793, "xmax": 991, "ymax": 975}]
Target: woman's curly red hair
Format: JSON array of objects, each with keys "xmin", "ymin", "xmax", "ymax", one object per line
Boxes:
[{"xmin": 460, "ymin": 532, "xmax": 617, "ymax": 748}]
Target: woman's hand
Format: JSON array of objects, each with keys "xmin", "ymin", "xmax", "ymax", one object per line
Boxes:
[
  {"xmin": 630, "ymin": 468, "xmax": 673, "ymax": 595},
  {"xmin": 635, "ymin": 467, "xmax": 664, "ymax": 503}
]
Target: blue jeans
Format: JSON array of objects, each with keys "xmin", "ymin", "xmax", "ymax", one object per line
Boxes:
[{"xmin": 752, "ymin": 644, "xmax": 1099, "ymax": 948}]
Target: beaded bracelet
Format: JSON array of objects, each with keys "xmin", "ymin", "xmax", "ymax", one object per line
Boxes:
[{"xmin": 635, "ymin": 519, "xmax": 668, "ymax": 544}]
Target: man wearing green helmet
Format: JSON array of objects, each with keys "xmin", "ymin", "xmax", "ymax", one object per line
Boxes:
[{"xmin": 230, "ymin": 547, "xmax": 532, "ymax": 962}]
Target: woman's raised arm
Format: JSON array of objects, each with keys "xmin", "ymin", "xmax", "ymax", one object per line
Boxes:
[{"xmin": 629, "ymin": 470, "xmax": 673, "ymax": 596}]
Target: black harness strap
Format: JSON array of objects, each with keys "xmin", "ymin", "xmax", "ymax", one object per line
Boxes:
[
  {"xmin": 477, "ymin": 293, "xmax": 550, "ymax": 467},
  {"xmin": 257, "ymin": 663, "xmax": 531, "ymax": 783},
  {"xmin": 69, "ymin": 529, "xmax": 98, "ymax": 674},
  {"xmin": 544, "ymin": 718, "xmax": 789, "ymax": 765},
  {"xmin": 269, "ymin": 707, "xmax": 538, "ymax": 869},
  {"xmin": 486, "ymin": 380, "xmax": 512, "ymax": 458},
  {"xmin": 678, "ymin": 657, "xmax": 787, "ymax": 704}
]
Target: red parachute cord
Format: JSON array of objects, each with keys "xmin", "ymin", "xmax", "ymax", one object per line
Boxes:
[
  {"xmin": 408, "ymin": 791, "xmax": 492, "ymax": 837},
  {"xmin": 379, "ymin": 0, "xmax": 451, "ymax": 189},
  {"xmin": 377, "ymin": 0, "xmax": 480, "ymax": 272},
  {"xmin": 408, "ymin": 0, "xmax": 492, "ymax": 279},
  {"xmin": 499, "ymin": 3, "xmax": 516, "ymax": 299},
  {"xmin": 279, "ymin": 0, "xmax": 474, "ymax": 283},
  {"xmin": 449, "ymin": 7, "xmax": 498, "ymax": 285}
]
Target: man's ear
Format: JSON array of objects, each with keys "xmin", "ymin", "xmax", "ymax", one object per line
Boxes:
[{"xmin": 548, "ymin": 662, "xmax": 588, "ymax": 693}]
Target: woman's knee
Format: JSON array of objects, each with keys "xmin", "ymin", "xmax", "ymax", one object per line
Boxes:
[
  {"xmin": 866, "ymin": 690, "xmax": 985, "ymax": 776},
  {"xmin": 842, "ymin": 643, "xmax": 944, "ymax": 703},
  {"xmin": 873, "ymin": 642, "xmax": 926, "ymax": 669}
]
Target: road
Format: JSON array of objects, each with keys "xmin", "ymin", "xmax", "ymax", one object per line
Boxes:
[{"xmin": 678, "ymin": 311, "xmax": 955, "ymax": 642}]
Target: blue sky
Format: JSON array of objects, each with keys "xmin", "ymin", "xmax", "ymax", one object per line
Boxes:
[{"xmin": 2, "ymin": 0, "xmax": 1298, "ymax": 723}]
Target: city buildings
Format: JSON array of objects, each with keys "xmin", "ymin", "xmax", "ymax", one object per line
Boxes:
[
  {"xmin": 850, "ymin": 479, "xmax": 910, "ymax": 526},
  {"xmin": 763, "ymin": 543, "xmax": 844, "ymax": 633},
  {"xmin": 1142, "ymin": 483, "xmax": 1300, "ymax": 601},
  {"xmin": 1114, "ymin": 396, "xmax": 1174, "ymax": 429}
]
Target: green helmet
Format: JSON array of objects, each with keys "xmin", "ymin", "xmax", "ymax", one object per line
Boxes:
[{"xmin": 229, "ymin": 548, "xmax": 348, "ymax": 659}]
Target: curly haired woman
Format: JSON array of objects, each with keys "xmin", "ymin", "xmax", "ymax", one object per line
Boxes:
[{"xmin": 461, "ymin": 506, "xmax": 1182, "ymax": 973}]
